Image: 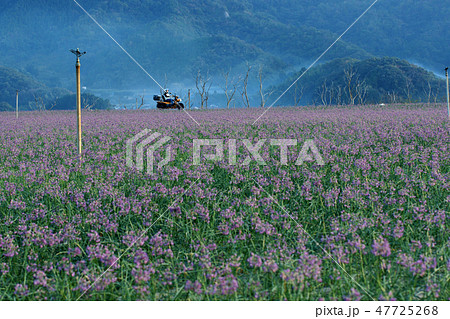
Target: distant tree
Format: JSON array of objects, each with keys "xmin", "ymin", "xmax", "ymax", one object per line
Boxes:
[
  {"xmin": 241, "ymin": 63, "xmax": 252, "ymax": 108},
  {"xmin": 387, "ymin": 91, "xmax": 398, "ymax": 104},
  {"xmin": 53, "ymin": 93, "xmax": 111, "ymax": 110},
  {"xmin": 355, "ymin": 80, "xmax": 368, "ymax": 105},
  {"xmin": 32, "ymin": 94, "xmax": 46, "ymax": 111},
  {"xmin": 0, "ymin": 101, "xmax": 13, "ymax": 111},
  {"xmin": 344, "ymin": 65, "xmax": 358, "ymax": 105},
  {"xmin": 278, "ymin": 57, "xmax": 446, "ymax": 106},
  {"xmin": 83, "ymin": 94, "xmax": 100, "ymax": 111},
  {"xmin": 432, "ymin": 86, "xmax": 440, "ymax": 104},
  {"xmin": 335, "ymin": 85, "xmax": 343, "ymax": 105},
  {"xmin": 222, "ymin": 69, "xmax": 240, "ymax": 109},
  {"xmin": 423, "ymin": 80, "xmax": 432, "ymax": 105},
  {"xmin": 319, "ymin": 80, "xmax": 329, "ymax": 106},
  {"xmin": 195, "ymin": 70, "xmax": 212, "ymax": 109},
  {"xmin": 318, "ymin": 80, "xmax": 343, "ymax": 106},
  {"xmin": 294, "ymin": 82, "xmax": 304, "ymax": 106},
  {"xmin": 404, "ymin": 78, "xmax": 414, "ymax": 103},
  {"xmin": 258, "ymin": 65, "xmax": 274, "ymax": 108},
  {"xmin": 136, "ymin": 90, "xmax": 145, "ymax": 110}
]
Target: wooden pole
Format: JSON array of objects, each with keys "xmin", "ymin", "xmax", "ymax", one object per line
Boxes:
[
  {"xmin": 15, "ymin": 90, "xmax": 19, "ymax": 119},
  {"xmin": 76, "ymin": 57, "xmax": 82, "ymax": 155},
  {"xmin": 188, "ymin": 89, "xmax": 191, "ymax": 110},
  {"xmin": 446, "ymin": 67, "xmax": 449, "ymax": 121}
]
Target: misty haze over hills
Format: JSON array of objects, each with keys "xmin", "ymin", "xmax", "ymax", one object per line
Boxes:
[{"xmin": 0, "ymin": 0, "xmax": 448, "ymax": 109}]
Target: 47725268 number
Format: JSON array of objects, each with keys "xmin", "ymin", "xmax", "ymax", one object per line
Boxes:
[{"xmin": 376, "ymin": 306, "xmax": 438, "ymax": 316}]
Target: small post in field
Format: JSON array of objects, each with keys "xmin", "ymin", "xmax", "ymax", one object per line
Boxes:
[
  {"xmin": 70, "ymin": 48, "xmax": 86, "ymax": 156},
  {"xmin": 15, "ymin": 90, "xmax": 19, "ymax": 119},
  {"xmin": 188, "ymin": 89, "xmax": 191, "ymax": 110},
  {"xmin": 445, "ymin": 67, "xmax": 449, "ymax": 121}
]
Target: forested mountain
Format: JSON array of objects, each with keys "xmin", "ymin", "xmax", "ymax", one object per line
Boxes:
[
  {"xmin": 270, "ymin": 57, "xmax": 447, "ymax": 106},
  {"xmin": 249, "ymin": 0, "xmax": 449, "ymax": 73},
  {"xmin": 0, "ymin": 66, "xmax": 69, "ymax": 111},
  {"xmin": 0, "ymin": 66, "xmax": 112, "ymax": 111},
  {"xmin": 0, "ymin": 0, "xmax": 448, "ymax": 93}
]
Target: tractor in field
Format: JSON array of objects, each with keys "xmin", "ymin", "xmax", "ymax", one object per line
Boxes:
[{"xmin": 153, "ymin": 90, "xmax": 184, "ymax": 110}]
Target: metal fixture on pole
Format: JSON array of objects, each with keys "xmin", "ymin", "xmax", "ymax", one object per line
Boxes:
[{"xmin": 70, "ymin": 48, "xmax": 86, "ymax": 156}]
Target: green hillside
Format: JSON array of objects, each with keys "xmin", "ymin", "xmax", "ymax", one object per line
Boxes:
[
  {"xmin": 4, "ymin": 0, "xmax": 444, "ymax": 90},
  {"xmin": 270, "ymin": 57, "xmax": 447, "ymax": 106},
  {"xmin": 0, "ymin": 0, "xmax": 448, "ymax": 107},
  {"xmin": 0, "ymin": 66, "xmax": 70, "ymax": 111},
  {"xmin": 0, "ymin": 66, "xmax": 111, "ymax": 111}
]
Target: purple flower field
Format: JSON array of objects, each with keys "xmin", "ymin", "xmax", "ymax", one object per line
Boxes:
[{"xmin": 0, "ymin": 106, "xmax": 448, "ymax": 300}]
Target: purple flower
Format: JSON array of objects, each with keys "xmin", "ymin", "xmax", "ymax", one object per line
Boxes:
[
  {"xmin": 378, "ymin": 291, "xmax": 397, "ymax": 301},
  {"xmin": 217, "ymin": 274, "xmax": 239, "ymax": 296},
  {"xmin": 33, "ymin": 270, "xmax": 48, "ymax": 287},
  {"xmin": 0, "ymin": 235, "xmax": 18, "ymax": 257},
  {"xmin": 371, "ymin": 237, "xmax": 391, "ymax": 257},
  {"xmin": 185, "ymin": 280, "xmax": 202, "ymax": 294},
  {"xmin": 247, "ymin": 253, "xmax": 262, "ymax": 268},
  {"xmin": 0, "ymin": 263, "xmax": 9, "ymax": 275},
  {"xmin": 8, "ymin": 199, "xmax": 27, "ymax": 210},
  {"xmin": 14, "ymin": 284, "xmax": 29, "ymax": 297},
  {"xmin": 132, "ymin": 264, "xmax": 155, "ymax": 283},
  {"xmin": 343, "ymin": 288, "xmax": 362, "ymax": 301},
  {"xmin": 68, "ymin": 247, "xmax": 82, "ymax": 257},
  {"xmin": 263, "ymin": 259, "xmax": 278, "ymax": 273}
]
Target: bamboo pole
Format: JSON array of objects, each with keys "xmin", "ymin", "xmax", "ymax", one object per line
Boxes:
[{"xmin": 76, "ymin": 57, "xmax": 82, "ymax": 155}]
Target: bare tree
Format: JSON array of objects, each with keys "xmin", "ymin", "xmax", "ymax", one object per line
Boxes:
[
  {"xmin": 319, "ymin": 80, "xmax": 337, "ymax": 106},
  {"xmin": 328, "ymin": 82, "xmax": 336, "ymax": 105},
  {"xmin": 387, "ymin": 91, "xmax": 398, "ymax": 104},
  {"xmin": 344, "ymin": 65, "xmax": 358, "ymax": 105},
  {"xmin": 404, "ymin": 78, "xmax": 414, "ymax": 103},
  {"xmin": 294, "ymin": 82, "xmax": 304, "ymax": 106},
  {"xmin": 423, "ymin": 80, "xmax": 432, "ymax": 105},
  {"xmin": 195, "ymin": 70, "xmax": 212, "ymax": 109},
  {"xmin": 82, "ymin": 95, "xmax": 100, "ymax": 111},
  {"xmin": 222, "ymin": 69, "xmax": 240, "ymax": 109},
  {"xmin": 335, "ymin": 85, "xmax": 343, "ymax": 106},
  {"xmin": 355, "ymin": 80, "xmax": 368, "ymax": 105},
  {"xmin": 241, "ymin": 63, "xmax": 252, "ymax": 108},
  {"xmin": 48, "ymin": 100, "xmax": 57, "ymax": 110},
  {"xmin": 319, "ymin": 80, "xmax": 329, "ymax": 106},
  {"xmin": 432, "ymin": 86, "xmax": 440, "ymax": 104},
  {"xmin": 33, "ymin": 94, "xmax": 46, "ymax": 111},
  {"xmin": 258, "ymin": 65, "xmax": 274, "ymax": 108},
  {"xmin": 137, "ymin": 90, "xmax": 145, "ymax": 109}
]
